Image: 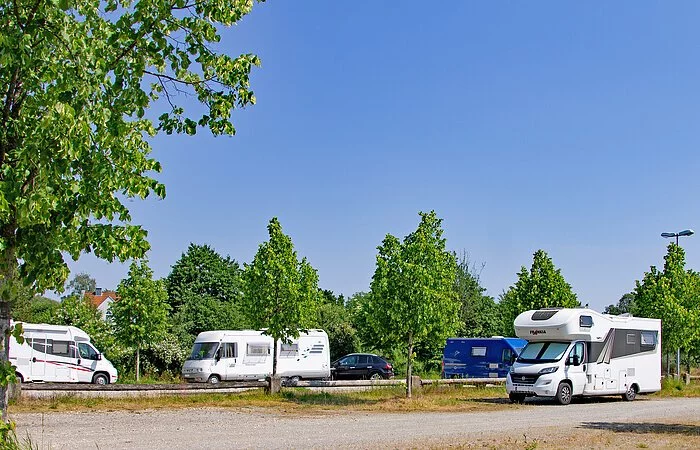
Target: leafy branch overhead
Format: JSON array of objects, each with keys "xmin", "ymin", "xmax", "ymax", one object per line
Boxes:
[{"xmin": 0, "ymin": 0, "xmax": 263, "ymax": 290}]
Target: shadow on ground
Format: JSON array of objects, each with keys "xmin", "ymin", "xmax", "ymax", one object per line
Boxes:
[
  {"xmin": 580, "ymin": 422, "xmax": 700, "ymax": 435},
  {"xmin": 472, "ymin": 395, "xmax": 652, "ymax": 406}
]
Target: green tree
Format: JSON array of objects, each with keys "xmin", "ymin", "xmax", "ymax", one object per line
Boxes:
[
  {"xmin": 499, "ymin": 250, "xmax": 579, "ymax": 336},
  {"xmin": 112, "ymin": 260, "xmax": 170, "ymax": 381},
  {"xmin": 242, "ymin": 218, "xmax": 320, "ymax": 383},
  {"xmin": 66, "ymin": 273, "xmax": 97, "ymax": 297},
  {"xmin": 366, "ymin": 211, "xmax": 459, "ymax": 398},
  {"xmin": 454, "ymin": 252, "xmax": 500, "ymax": 338},
  {"xmin": 166, "ymin": 243, "xmax": 245, "ymax": 340},
  {"xmin": 0, "ymin": 0, "xmax": 262, "ymax": 417},
  {"xmin": 603, "ymin": 292, "xmax": 637, "ymax": 316},
  {"xmin": 635, "ymin": 244, "xmax": 700, "ymax": 361}
]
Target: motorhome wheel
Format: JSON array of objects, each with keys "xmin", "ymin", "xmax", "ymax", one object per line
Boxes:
[
  {"xmin": 92, "ymin": 373, "xmax": 109, "ymax": 385},
  {"xmin": 208, "ymin": 374, "xmax": 220, "ymax": 385},
  {"xmin": 508, "ymin": 392, "xmax": 525, "ymax": 404},
  {"xmin": 622, "ymin": 384, "xmax": 637, "ymax": 401},
  {"xmin": 555, "ymin": 382, "xmax": 572, "ymax": 405}
]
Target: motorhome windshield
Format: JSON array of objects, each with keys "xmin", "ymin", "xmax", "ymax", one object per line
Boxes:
[
  {"xmin": 517, "ymin": 341, "xmax": 569, "ymax": 363},
  {"xmin": 189, "ymin": 342, "xmax": 219, "ymax": 360}
]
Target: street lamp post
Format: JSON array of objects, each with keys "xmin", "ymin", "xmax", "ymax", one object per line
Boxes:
[{"xmin": 660, "ymin": 228, "xmax": 694, "ymax": 380}]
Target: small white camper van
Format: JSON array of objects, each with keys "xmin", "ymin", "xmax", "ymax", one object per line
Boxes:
[
  {"xmin": 181, "ymin": 329, "xmax": 331, "ymax": 384},
  {"xmin": 9, "ymin": 322, "xmax": 118, "ymax": 384},
  {"xmin": 506, "ymin": 308, "xmax": 661, "ymax": 405}
]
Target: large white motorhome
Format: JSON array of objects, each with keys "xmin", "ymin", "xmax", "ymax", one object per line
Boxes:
[
  {"xmin": 506, "ymin": 308, "xmax": 661, "ymax": 405},
  {"xmin": 9, "ymin": 322, "xmax": 118, "ymax": 384},
  {"xmin": 181, "ymin": 329, "xmax": 330, "ymax": 384}
]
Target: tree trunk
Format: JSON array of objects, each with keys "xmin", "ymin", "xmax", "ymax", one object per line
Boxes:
[
  {"xmin": 406, "ymin": 333, "xmax": 414, "ymax": 399},
  {"xmin": 0, "ymin": 301, "xmax": 9, "ymax": 423},
  {"xmin": 272, "ymin": 338, "xmax": 278, "ymax": 376},
  {"xmin": 136, "ymin": 348, "xmax": 140, "ymax": 382}
]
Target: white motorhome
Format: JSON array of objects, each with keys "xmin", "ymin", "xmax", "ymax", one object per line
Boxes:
[
  {"xmin": 506, "ymin": 308, "xmax": 661, "ymax": 405},
  {"xmin": 9, "ymin": 322, "xmax": 118, "ymax": 384},
  {"xmin": 181, "ymin": 329, "xmax": 331, "ymax": 384}
]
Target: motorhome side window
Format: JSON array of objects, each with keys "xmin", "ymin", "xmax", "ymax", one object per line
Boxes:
[
  {"xmin": 502, "ymin": 348, "xmax": 513, "ymax": 363},
  {"xmin": 30, "ymin": 339, "xmax": 46, "ymax": 353},
  {"xmin": 567, "ymin": 342, "xmax": 585, "ymax": 365},
  {"xmin": 579, "ymin": 315, "xmax": 593, "ymax": 327},
  {"xmin": 48, "ymin": 340, "xmax": 73, "ymax": 357},
  {"xmin": 221, "ymin": 343, "xmax": 237, "ymax": 359},
  {"xmin": 641, "ymin": 331, "xmax": 658, "ymax": 350},
  {"xmin": 280, "ymin": 343, "xmax": 298, "ymax": 357},
  {"xmin": 471, "ymin": 347, "xmax": 487, "ymax": 357},
  {"xmin": 78, "ymin": 343, "xmax": 99, "ymax": 360},
  {"xmin": 247, "ymin": 343, "xmax": 270, "ymax": 356}
]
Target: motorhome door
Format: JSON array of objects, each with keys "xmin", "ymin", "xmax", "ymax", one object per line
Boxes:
[
  {"xmin": 29, "ymin": 338, "xmax": 46, "ymax": 379},
  {"xmin": 565, "ymin": 341, "xmax": 587, "ymax": 395},
  {"xmin": 220, "ymin": 342, "xmax": 238, "ymax": 380}
]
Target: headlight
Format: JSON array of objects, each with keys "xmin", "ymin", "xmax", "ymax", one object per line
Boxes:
[
  {"xmin": 509, "ymin": 366, "xmax": 515, "ymax": 374},
  {"xmin": 198, "ymin": 368, "xmax": 203, "ymax": 372},
  {"xmin": 538, "ymin": 366, "xmax": 558, "ymax": 375}
]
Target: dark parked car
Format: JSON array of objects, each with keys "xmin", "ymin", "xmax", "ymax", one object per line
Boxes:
[{"xmin": 331, "ymin": 353, "xmax": 394, "ymax": 380}]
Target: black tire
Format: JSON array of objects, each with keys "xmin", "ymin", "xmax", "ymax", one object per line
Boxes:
[
  {"xmin": 208, "ymin": 374, "xmax": 221, "ymax": 385},
  {"xmin": 369, "ymin": 372, "xmax": 382, "ymax": 381},
  {"xmin": 622, "ymin": 384, "xmax": 637, "ymax": 401},
  {"xmin": 509, "ymin": 392, "xmax": 526, "ymax": 404},
  {"xmin": 15, "ymin": 372, "xmax": 24, "ymax": 383},
  {"xmin": 290, "ymin": 376, "xmax": 301, "ymax": 385},
  {"xmin": 92, "ymin": 373, "xmax": 109, "ymax": 385},
  {"xmin": 555, "ymin": 382, "xmax": 572, "ymax": 405}
]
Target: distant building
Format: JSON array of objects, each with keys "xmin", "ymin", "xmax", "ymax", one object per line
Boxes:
[{"xmin": 84, "ymin": 288, "xmax": 118, "ymax": 320}]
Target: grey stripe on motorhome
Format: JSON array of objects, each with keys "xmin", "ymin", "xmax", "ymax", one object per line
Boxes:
[{"xmin": 587, "ymin": 328, "xmax": 659, "ymax": 363}]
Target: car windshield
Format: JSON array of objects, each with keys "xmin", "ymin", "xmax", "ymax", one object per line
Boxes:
[
  {"xmin": 188, "ymin": 342, "xmax": 219, "ymax": 360},
  {"xmin": 517, "ymin": 342, "xmax": 570, "ymax": 363}
]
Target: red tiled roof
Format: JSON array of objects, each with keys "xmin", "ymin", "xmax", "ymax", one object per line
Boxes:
[{"xmin": 84, "ymin": 290, "xmax": 118, "ymax": 308}]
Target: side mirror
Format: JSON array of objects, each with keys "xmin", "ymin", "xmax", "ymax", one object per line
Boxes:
[
  {"xmin": 215, "ymin": 348, "xmax": 221, "ymax": 361},
  {"xmin": 571, "ymin": 355, "xmax": 580, "ymax": 366},
  {"xmin": 509, "ymin": 354, "xmax": 517, "ymax": 365},
  {"xmin": 96, "ymin": 353, "xmax": 102, "ymax": 361}
]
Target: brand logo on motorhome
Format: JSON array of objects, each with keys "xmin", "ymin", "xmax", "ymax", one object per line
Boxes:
[{"xmin": 530, "ymin": 329, "xmax": 547, "ymax": 336}]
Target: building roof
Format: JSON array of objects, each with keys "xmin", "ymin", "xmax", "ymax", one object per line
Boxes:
[{"xmin": 84, "ymin": 290, "xmax": 118, "ymax": 308}]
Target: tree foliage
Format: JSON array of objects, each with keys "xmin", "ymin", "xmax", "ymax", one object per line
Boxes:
[
  {"xmin": 0, "ymin": 0, "xmax": 262, "ymax": 416},
  {"xmin": 365, "ymin": 211, "xmax": 458, "ymax": 397},
  {"xmin": 315, "ymin": 291, "xmax": 359, "ymax": 361},
  {"xmin": 166, "ymin": 243, "xmax": 245, "ymax": 338},
  {"xmin": 112, "ymin": 260, "xmax": 170, "ymax": 381},
  {"xmin": 453, "ymin": 251, "xmax": 500, "ymax": 338},
  {"xmin": 54, "ymin": 294, "xmax": 114, "ymax": 354},
  {"xmin": 634, "ymin": 244, "xmax": 700, "ymax": 354},
  {"xmin": 499, "ymin": 249, "xmax": 579, "ymax": 336},
  {"xmin": 242, "ymin": 218, "xmax": 320, "ymax": 377},
  {"xmin": 603, "ymin": 292, "xmax": 637, "ymax": 316},
  {"xmin": 66, "ymin": 273, "xmax": 97, "ymax": 296}
]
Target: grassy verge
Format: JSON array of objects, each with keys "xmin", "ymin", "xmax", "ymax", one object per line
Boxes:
[
  {"xmin": 10, "ymin": 385, "xmax": 512, "ymax": 415},
  {"xmin": 11, "ymin": 379, "xmax": 700, "ymax": 416}
]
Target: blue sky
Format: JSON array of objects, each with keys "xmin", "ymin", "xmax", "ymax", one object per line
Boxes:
[{"xmin": 63, "ymin": 1, "xmax": 700, "ymax": 312}]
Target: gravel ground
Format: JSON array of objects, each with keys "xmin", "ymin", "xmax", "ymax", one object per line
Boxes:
[{"xmin": 13, "ymin": 397, "xmax": 700, "ymax": 449}]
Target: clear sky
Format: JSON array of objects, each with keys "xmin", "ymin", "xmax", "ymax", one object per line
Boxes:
[{"xmin": 62, "ymin": 1, "xmax": 700, "ymax": 312}]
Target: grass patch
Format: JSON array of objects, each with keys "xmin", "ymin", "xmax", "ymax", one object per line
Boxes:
[
  {"xmin": 10, "ymin": 385, "xmax": 512, "ymax": 415},
  {"xmin": 651, "ymin": 378, "xmax": 700, "ymax": 398}
]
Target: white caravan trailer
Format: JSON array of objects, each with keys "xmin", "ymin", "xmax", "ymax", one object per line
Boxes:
[
  {"xmin": 506, "ymin": 308, "xmax": 661, "ymax": 405},
  {"xmin": 9, "ymin": 322, "xmax": 118, "ymax": 384},
  {"xmin": 181, "ymin": 329, "xmax": 331, "ymax": 384}
]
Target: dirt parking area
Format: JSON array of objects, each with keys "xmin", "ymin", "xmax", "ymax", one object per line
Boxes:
[{"xmin": 13, "ymin": 397, "xmax": 700, "ymax": 449}]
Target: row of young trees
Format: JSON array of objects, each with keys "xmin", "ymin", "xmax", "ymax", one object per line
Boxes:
[
  {"xmin": 13, "ymin": 211, "xmax": 585, "ymax": 395},
  {"xmin": 13, "ymin": 212, "xmax": 700, "ymax": 395}
]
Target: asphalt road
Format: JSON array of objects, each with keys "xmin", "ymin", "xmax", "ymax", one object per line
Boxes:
[{"xmin": 13, "ymin": 397, "xmax": 700, "ymax": 449}]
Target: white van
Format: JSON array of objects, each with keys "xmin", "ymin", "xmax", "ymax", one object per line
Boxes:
[
  {"xmin": 9, "ymin": 322, "xmax": 118, "ymax": 385},
  {"xmin": 506, "ymin": 308, "xmax": 661, "ymax": 405},
  {"xmin": 182, "ymin": 329, "xmax": 330, "ymax": 384}
]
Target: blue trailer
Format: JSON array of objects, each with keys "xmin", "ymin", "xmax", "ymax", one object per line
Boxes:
[{"xmin": 442, "ymin": 337, "xmax": 527, "ymax": 379}]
